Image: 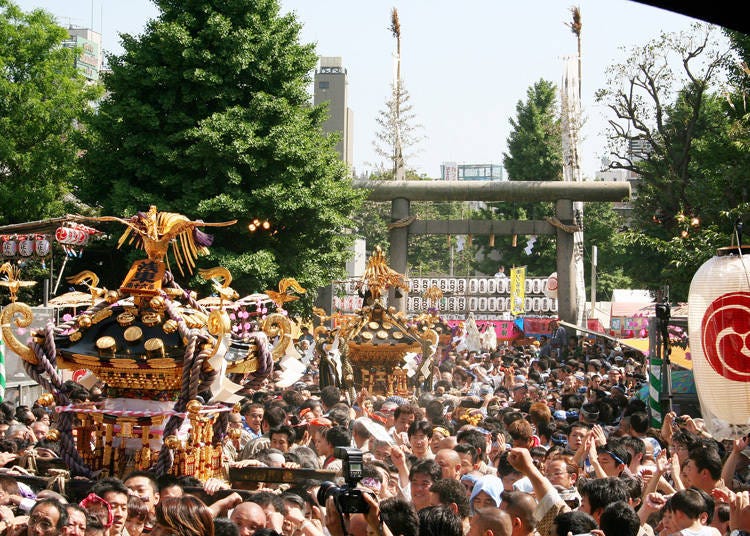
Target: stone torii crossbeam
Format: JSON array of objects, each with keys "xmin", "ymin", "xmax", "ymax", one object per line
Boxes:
[{"xmin": 353, "ymin": 179, "xmax": 631, "ymax": 325}]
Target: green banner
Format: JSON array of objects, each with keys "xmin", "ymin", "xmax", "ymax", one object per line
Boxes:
[
  {"xmin": 649, "ymin": 353, "xmax": 662, "ymax": 428},
  {"xmin": 0, "ymin": 340, "xmax": 5, "ymax": 403}
]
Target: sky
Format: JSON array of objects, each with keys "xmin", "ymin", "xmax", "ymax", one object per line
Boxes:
[{"xmin": 15, "ymin": 0, "xmax": 708, "ymax": 179}]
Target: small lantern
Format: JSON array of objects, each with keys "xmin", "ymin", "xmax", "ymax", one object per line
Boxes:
[
  {"xmin": 18, "ymin": 237, "xmax": 34, "ymax": 257},
  {"xmin": 35, "ymin": 235, "xmax": 51, "ymax": 257},
  {"xmin": 1, "ymin": 239, "xmax": 16, "ymax": 257},
  {"xmin": 544, "ymin": 272, "xmax": 558, "ymax": 299}
]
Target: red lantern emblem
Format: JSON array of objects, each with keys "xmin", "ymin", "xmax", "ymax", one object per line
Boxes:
[
  {"xmin": 701, "ymin": 291, "xmax": 750, "ymax": 381},
  {"xmin": 72, "ymin": 369, "xmax": 87, "ymax": 383}
]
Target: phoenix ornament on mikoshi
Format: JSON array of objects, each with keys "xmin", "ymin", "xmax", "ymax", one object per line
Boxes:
[
  {"xmin": 0, "ymin": 262, "xmax": 36, "ymax": 303},
  {"xmin": 80, "ymin": 206, "xmax": 236, "ymax": 275},
  {"xmin": 358, "ymin": 245, "xmax": 409, "ymax": 300},
  {"xmin": 265, "ymin": 278, "xmax": 306, "ymax": 310}
]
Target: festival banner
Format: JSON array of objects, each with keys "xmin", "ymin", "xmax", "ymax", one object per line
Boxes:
[
  {"xmin": 509, "ymin": 266, "xmax": 526, "ymax": 316},
  {"xmin": 523, "ymin": 317, "xmax": 555, "ymax": 336},
  {"xmin": 496, "ymin": 320, "xmax": 522, "ymax": 341},
  {"xmin": 648, "ymin": 353, "xmax": 662, "ymax": 428}
]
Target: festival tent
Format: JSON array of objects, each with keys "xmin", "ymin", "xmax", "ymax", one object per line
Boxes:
[{"xmin": 617, "ymin": 337, "xmax": 692, "ymax": 370}]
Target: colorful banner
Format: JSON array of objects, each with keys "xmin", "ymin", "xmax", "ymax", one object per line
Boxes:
[
  {"xmin": 509, "ymin": 266, "xmax": 526, "ymax": 316},
  {"xmin": 523, "ymin": 317, "xmax": 555, "ymax": 336},
  {"xmin": 649, "ymin": 354, "xmax": 662, "ymax": 428}
]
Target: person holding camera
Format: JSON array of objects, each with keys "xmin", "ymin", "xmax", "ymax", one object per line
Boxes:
[{"xmin": 318, "ymin": 447, "xmax": 399, "ymax": 536}]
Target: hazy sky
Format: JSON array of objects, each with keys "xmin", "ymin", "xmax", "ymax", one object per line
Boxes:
[{"xmin": 16, "ymin": 0, "xmax": 708, "ymax": 179}]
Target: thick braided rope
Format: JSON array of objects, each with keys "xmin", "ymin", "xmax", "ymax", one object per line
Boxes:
[
  {"xmin": 243, "ymin": 331, "xmax": 273, "ymax": 389},
  {"xmin": 545, "ymin": 216, "xmax": 580, "ymax": 234},
  {"xmin": 152, "ymin": 330, "xmax": 199, "ymax": 476},
  {"xmin": 28, "ymin": 345, "xmax": 62, "ymax": 388},
  {"xmin": 154, "ymin": 272, "xmax": 201, "ymax": 477},
  {"xmin": 386, "ymin": 215, "xmax": 416, "ymax": 230},
  {"xmin": 164, "ymin": 296, "xmax": 192, "ymax": 343},
  {"xmin": 194, "ymin": 343, "xmax": 214, "ymax": 393},
  {"xmin": 22, "ymin": 360, "xmax": 58, "ymax": 398},
  {"xmin": 52, "ymin": 299, "xmax": 110, "ymax": 336},
  {"xmin": 56, "ymin": 411, "xmax": 94, "ymax": 478},
  {"xmin": 162, "ymin": 272, "xmax": 205, "ymax": 312},
  {"xmin": 212, "ymin": 409, "xmax": 229, "ymax": 444},
  {"xmin": 25, "ymin": 339, "xmax": 93, "ymax": 478},
  {"xmin": 188, "ymin": 332, "xmax": 205, "ymax": 399},
  {"xmin": 43, "ymin": 322, "xmax": 60, "ymax": 371}
]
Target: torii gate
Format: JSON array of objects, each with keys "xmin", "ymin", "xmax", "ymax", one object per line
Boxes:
[{"xmin": 353, "ymin": 179, "xmax": 631, "ymax": 325}]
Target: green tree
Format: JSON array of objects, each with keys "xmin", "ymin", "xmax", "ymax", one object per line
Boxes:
[
  {"xmin": 474, "ymin": 79, "xmax": 561, "ymax": 277},
  {"xmin": 504, "ymin": 79, "xmax": 563, "ymax": 182},
  {"xmin": 583, "ymin": 201, "xmax": 632, "ymax": 300},
  {"xmin": 596, "ymin": 24, "xmax": 746, "ymax": 299},
  {"xmin": 596, "ymin": 24, "xmax": 730, "ymax": 233},
  {"xmin": 79, "ymin": 0, "xmax": 365, "ymax": 302},
  {"xmin": 0, "ymin": 0, "xmax": 100, "ymax": 224}
]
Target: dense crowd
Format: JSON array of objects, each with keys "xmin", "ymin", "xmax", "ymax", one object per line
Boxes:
[{"xmin": 1, "ymin": 325, "xmax": 750, "ymax": 536}]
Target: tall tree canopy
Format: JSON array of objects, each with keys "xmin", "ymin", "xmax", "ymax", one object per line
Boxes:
[
  {"xmin": 474, "ymin": 79, "xmax": 562, "ymax": 277},
  {"xmin": 0, "ymin": 0, "xmax": 100, "ymax": 224},
  {"xmin": 503, "ymin": 79, "xmax": 563, "ymax": 182},
  {"xmin": 596, "ymin": 23, "xmax": 745, "ymax": 300},
  {"xmin": 80, "ymin": 0, "xmax": 365, "ymax": 297}
]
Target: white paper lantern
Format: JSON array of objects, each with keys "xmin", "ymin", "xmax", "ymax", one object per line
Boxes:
[
  {"xmin": 688, "ymin": 246, "xmax": 750, "ymax": 439},
  {"xmin": 35, "ymin": 236, "xmax": 50, "ymax": 257},
  {"xmin": 544, "ymin": 272, "xmax": 558, "ymax": 299},
  {"xmin": 2, "ymin": 239, "xmax": 17, "ymax": 257},
  {"xmin": 18, "ymin": 238, "xmax": 34, "ymax": 257}
]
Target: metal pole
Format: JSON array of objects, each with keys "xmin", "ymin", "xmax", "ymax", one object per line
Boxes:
[{"xmin": 52, "ymin": 255, "xmax": 69, "ymax": 295}]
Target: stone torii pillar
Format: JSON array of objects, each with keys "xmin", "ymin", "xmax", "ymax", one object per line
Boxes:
[{"xmin": 354, "ymin": 180, "xmax": 630, "ymax": 325}]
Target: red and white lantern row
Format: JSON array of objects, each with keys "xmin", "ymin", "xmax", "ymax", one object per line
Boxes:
[
  {"xmin": 0, "ymin": 223, "xmax": 99, "ymax": 259},
  {"xmin": 687, "ymin": 245, "xmax": 750, "ymax": 440},
  {"xmin": 0, "ymin": 234, "xmax": 51, "ymax": 259},
  {"xmin": 55, "ymin": 223, "xmax": 99, "ymax": 247}
]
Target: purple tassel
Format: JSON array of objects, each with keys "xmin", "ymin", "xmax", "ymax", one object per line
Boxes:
[{"xmin": 193, "ymin": 228, "xmax": 214, "ymax": 247}]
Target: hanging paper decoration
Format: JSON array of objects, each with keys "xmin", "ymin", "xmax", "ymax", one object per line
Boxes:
[
  {"xmin": 1, "ymin": 239, "xmax": 17, "ymax": 258},
  {"xmin": 55, "ymin": 227, "xmax": 88, "ymax": 246},
  {"xmin": 544, "ymin": 272, "xmax": 558, "ymax": 299},
  {"xmin": 34, "ymin": 235, "xmax": 50, "ymax": 257},
  {"xmin": 18, "ymin": 237, "xmax": 34, "ymax": 257},
  {"xmin": 687, "ymin": 246, "xmax": 750, "ymax": 440}
]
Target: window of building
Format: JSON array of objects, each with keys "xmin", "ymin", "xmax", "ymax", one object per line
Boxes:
[{"xmin": 318, "ymin": 81, "xmax": 329, "ymax": 89}]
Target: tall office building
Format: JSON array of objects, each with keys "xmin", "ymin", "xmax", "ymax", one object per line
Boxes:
[
  {"xmin": 314, "ymin": 57, "xmax": 354, "ymax": 167},
  {"xmin": 63, "ymin": 26, "xmax": 103, "ymax": 81}
]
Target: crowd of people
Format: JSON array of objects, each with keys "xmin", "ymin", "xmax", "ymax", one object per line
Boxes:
[{"xmin": 1, "ymin": 325, "xmax": 750, "ymax": 536}]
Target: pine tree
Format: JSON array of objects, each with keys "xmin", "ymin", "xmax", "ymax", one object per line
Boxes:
[{"xmin": 80, "ymin": 0, "xmax": 365, "ymax": 298}]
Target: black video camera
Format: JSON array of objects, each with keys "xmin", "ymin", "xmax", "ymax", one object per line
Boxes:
[{"xmin": 317, "ymin": 447, "xmax": 373, "ymax": 514}]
